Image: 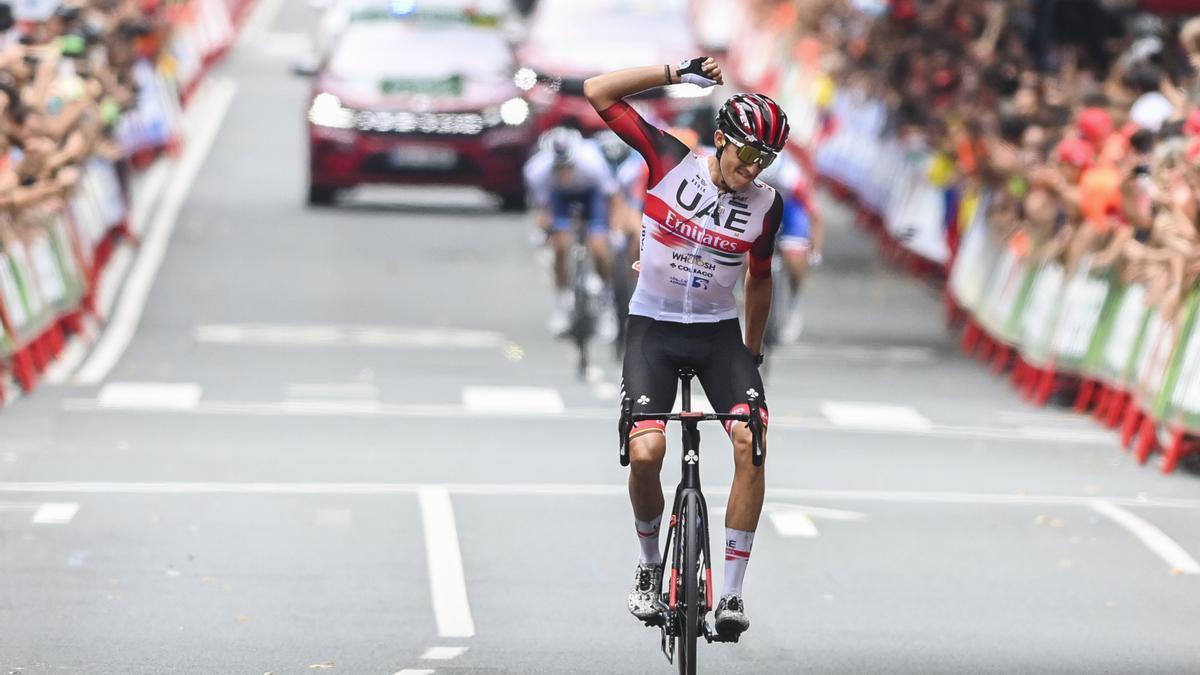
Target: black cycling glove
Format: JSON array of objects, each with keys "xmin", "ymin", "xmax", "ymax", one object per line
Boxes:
[{"xmin": 675, "ymin": 57, "xmax": 719, "ymax": 88}]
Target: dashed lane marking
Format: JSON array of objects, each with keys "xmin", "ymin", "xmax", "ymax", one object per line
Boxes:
[
  {"xmin": 59, "ymin": 397, "xmax": 1120, "ymax": 444},
  {"xmin": 394, "ymin": 670, "xmax": 435, "ymax": 675},
  {"xmin": 98, "ymin": 383, "xmax": 202, "ymax": 411},
  {"xmin": 0, "ymin": 482, "xmax": 1198, "ymax": 510},
  {"xmin": 421, "ymin": 647, "xmax": 468, "ymax": 660},
  {"xmin": 31, "ymin": 502, "xmax": 79, "ymax": 524},
  {"xmin": 820, "ymin": 401, "xmax": 933, "ymax": 432},
  {"xmin": 195, "ymin": 324, "xmax": 505, "ymax": 350},
  {"xmin": 461, "ymin": 387, "xmax": 564, "ymax": 415}
]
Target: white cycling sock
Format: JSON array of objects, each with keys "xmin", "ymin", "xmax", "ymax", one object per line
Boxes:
[
  {"xmin": 721, "ymin": 528, "xmax": 755, "ymax": 598},
  {"xmin": 635, "ymin": 515, "xmax": 663, "ymax": 565}
]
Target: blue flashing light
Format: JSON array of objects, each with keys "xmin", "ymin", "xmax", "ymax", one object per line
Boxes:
[{"xmin": 390, "ymin": 0, "xmax": 417, "ymax": 16}]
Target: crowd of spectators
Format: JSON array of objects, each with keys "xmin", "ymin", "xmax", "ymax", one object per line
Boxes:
[
  {"xmin": 756, "ymin": 0, "xmax": 1200, "ymax": 321},
  {"xmin": 0, "ymin": 0, "xmax": 163, "ymax": 227}
]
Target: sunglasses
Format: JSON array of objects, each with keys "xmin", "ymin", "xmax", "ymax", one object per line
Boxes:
[{"xmin": 723, "ymin": 133, "xmax": 777, "ymax": 168}]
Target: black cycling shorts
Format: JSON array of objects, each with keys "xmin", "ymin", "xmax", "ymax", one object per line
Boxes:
[{"xmin": 621, "ymin": 315, "xmax": 767, "ymax": 439}]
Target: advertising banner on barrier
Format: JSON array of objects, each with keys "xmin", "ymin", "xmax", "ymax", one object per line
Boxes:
[
  {"xmin": 1174, "ymin": 295, "xmax": 1200, "ymax": 433},
  {"xmin": 1161, "ymin": 292, "xmax": 1200, "ymax": 428},
  {"xmin": 1050, "ymin": 266, "xmax": 1111, "ymax": 374},
  {"xmin": 0, "ymin": 255, "xmax": 27, "ymax": 335},
  {"xmin": 1018, "ymin": 262, "xmax": 1064, "ymax": 367},
  {"xmin": 1099, "ymin": 284, "xmax": 1149, "ymax": 389}
]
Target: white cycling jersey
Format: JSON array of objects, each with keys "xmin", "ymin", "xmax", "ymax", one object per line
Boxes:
[
  {"xmin": 599, "ymin": 101, "xmax": 783, "ymax": 323},
  {"xmin": 522, "ymin": 139, "xmax": 616, "ymax": 209}
]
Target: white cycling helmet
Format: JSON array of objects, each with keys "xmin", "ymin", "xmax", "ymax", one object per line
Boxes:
[{"xmin": 538, "ymin": 126, "xmax": 584, "ymax": 167}]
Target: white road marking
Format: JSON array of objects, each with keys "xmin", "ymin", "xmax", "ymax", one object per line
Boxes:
[
  {"xmin": 394, "ymin": 670, "xmax": 435, "ymax": 675},
  {"xmin": 128, "ymin": 158, "xmax": 172, "ymax": 238},
  {"xmin": 98, "ymin": 383, "xmax": 202, "ymax": 411},
  {"xmin": 286, "ymin": 383, "xmax": 380, "ymax": 399},
  {"xmin": 60, "ymin": 397, "xmax": 1120, "ymax": 444},
  {"xmin": 93, "ymin": 245, "xmax": 134, "ymax": 321},
  {"xmin": 997, "ymin": 410, "xmax": 1094, "ymax": 425},
  {"xmin": 1090, "ymin": 500, "xmax": 1200, "ymax": 574},
  {"xmin": 764, "ymin": 502, "xmax": 868, "ymax": 539},
  {"xmin": 820, "ymin": 401, "xmax": 933, "ymax": 432},
  {"xmin": 195, "ymin": 324, "xmax": 505, "ymax": 350},
  {"xmin": 421, "ymin": 646, "xmax": 468, "ymax": 660},
  {"xmin": 592, "ymin": 382, "xmax": 620, "ymax": 401},
  {"xmin": 1016, "ymin": 426, "xmax": 1117, "ymax": 443},
  {"xmin": 767, "ymin": 510, "xmax": 819, "ymax": 538},
  {"xmin": 43, "ymin": 329, "xmax": 93, "ymax": 384},
  {"xmin": 74, "ymin": 78, "xmax": 238, "ymax": 385},
  {"xmin": 767, "ymin": 502, "xmax": 869, "ymax": 521},
  {"xmin": 461, "ymin": 387, "xmax": 563, "ymax": 415},
  {"xmin": 32, "ymin": 502, "xmax": 79, "ymax": 524},
  {"xmin": 418, "ymin": 486, "xmax": 475, "ymax": 638},
  {"xmin": 773, "ymin": 344, "xmax": 936, "ymax": 364},
  {"xmin": 282, "ymin": 399, "xmax": 382, "ymax": 414},
  {"xmin": 1, "ymin": 482, "xmax": 1199, "ymax": 510},
  {"xmin": 239, "ymin": 0, "xmax": 289, "ymax": 44}
]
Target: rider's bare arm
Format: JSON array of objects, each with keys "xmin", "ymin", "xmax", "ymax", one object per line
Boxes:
[
  {"xmin": 583, "ymin": 59, "xmax": 723, "ymax": 111},
  {"xmin": 743, "ymin": 192, "xmax": 785, "ymax": 353},
  {"xmin": 743, "ymin": 273, "xmax": 772, "ymax": 356}
]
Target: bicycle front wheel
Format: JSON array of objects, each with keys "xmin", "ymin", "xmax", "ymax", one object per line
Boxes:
[{"xmin": 676, "ymin": 493, "xmax": 701, "ymax": 675}]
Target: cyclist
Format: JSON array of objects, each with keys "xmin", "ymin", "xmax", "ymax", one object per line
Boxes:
[
  {"xmin": 585, "ymin": 57, "xmax": 786, "ymax": 638},
  {"xmin": 524, "ymin": 127, "xmax": 619, "ymax": 337},
  {"xmin": 758, "ymin": 149, "xmax": 824, "ymax": 342}
]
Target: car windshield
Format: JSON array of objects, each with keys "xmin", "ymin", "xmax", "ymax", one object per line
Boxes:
[
  {"xmin": 328, "ymin": 24, "xmax": 512, "ymax": 84},
  {"xmin": 527, "ymin": 0, "xmax": 693, "ymax": 64},
  {"xmin": 531, "ymin": 0, "xmax": 688, "ymax": 44}
]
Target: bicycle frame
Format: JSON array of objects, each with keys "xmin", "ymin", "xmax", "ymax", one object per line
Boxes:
[{"xmin": 617, "ymin": 369, "xmax": 764, "ymax": 669}]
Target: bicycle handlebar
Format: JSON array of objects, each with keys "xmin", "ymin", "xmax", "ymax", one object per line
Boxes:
[{"xmin": 618, "ymin": 395, "xmax": 765, "ymax": 467}]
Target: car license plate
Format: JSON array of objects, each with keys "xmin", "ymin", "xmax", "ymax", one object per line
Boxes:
[{"xmin": 390, "ymin": 145, "xmax": 456, "ymax": 169}]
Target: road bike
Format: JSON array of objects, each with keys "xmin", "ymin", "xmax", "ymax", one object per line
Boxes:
[
  {"xmin": 566, "ymin": 215, "xmax": 601, "ymax": 379},
  {"xmin": 618, "ymin": 369, "xmax": 765, "ymax": 674}
]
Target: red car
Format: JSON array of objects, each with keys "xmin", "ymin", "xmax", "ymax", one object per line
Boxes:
[
  {"xmin": 307, "ymin": 21, "xmax": 536, "ymax": 209},
  {"xmin": 515, "ymin": 0, "xmax": 713, "ymax": 135}
]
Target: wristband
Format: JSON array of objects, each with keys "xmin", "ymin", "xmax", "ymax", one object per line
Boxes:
[
  {"xmin": 664, "ymin": 64, "xmax": 672, "ymax": 85},
  {"xmin": 753, "ymin": 353, "xmax": 765, "ymax": 366}
]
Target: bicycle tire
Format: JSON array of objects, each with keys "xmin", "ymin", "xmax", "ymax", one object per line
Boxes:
[
  {"xmin": 677, "ymin": 493, "xmax": 700, "ymax": 675},
  {"xmin": 571, "ymin": 247, "xmax": 593, "ymax": 378}
]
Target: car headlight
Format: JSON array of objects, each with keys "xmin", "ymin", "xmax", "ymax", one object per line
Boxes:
[
  {"xmin": 513, "ymin": 67, "xmax": 538, "ymax": 92},
  {"xmin": 499, "ymin": 97, "xmax": 530, "ymax": 126},
  {"xmin": 308, "ymin": 93, "xmax": 356, "ymax": 129}
]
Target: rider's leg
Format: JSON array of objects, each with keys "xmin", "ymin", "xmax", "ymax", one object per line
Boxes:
[
  {"xmin": 724, "ymin": 420, "xmax": 766, "ymax": 598},
  {"xmin": 782, "ymin": 247, "xmax": 809, "ymax": 298},
  {"xmin": 694, "ymin": 320, "xmax": 768, "ymax": 603},
  {"xmin": 622, "ymin": 316, "xmax": 679, "ymax": 563},
  {"xmin": 629, "ymin": 430, "xmax": 667, "ymax": 563},
  {"xmin": 587, "ymin": 232, "xmax": 614, "ymax": 283},
  {"xmin": 550, "ymin": 230, "xmax": 571, "ymax": 290}
]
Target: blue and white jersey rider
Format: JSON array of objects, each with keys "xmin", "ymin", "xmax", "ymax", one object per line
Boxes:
[{"xmin": 524, "ymin": 128, "xmax": 618, "ymax": 234}]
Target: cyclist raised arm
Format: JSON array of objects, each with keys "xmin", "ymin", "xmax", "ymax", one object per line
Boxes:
[{"xmin": 585, "ymin": 58, "xmax": 788, "ymax": 638}]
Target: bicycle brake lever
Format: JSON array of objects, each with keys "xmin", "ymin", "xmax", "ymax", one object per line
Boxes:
[
  {"xmin": 619, "ymin": 397, "xmax": 632, "ymax": 467},
  {"xmin": 748, "ymin": 394, "xmax": 764, "ymax": 467}
]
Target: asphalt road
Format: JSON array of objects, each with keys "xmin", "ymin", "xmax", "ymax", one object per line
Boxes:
[{"xmin": 1, "ymin": 3, "xmax": 1199, "ymax": 674}]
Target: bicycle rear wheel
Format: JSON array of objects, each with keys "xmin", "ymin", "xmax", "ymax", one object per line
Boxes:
[{"xmin": 676, "ymin": 493, "xmax": 701, "ymax": 675}]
